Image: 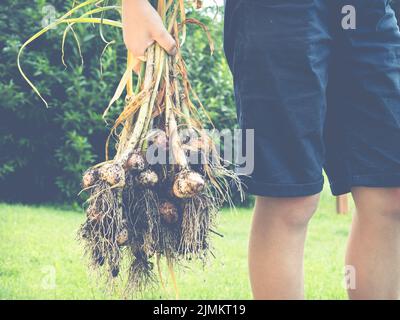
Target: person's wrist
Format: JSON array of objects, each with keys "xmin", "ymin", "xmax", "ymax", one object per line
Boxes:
[
  {"xmin": 127, "ymin": 0, "xmax": 149, "ymax": 4},
  {"xmin": 122, "ymin": 0, "xmax": 148, "ymax": 7}
]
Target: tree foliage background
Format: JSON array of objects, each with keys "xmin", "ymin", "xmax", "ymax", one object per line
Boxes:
[{"xmin": 0, "ymin": 0, "xmax": 234, "ymax": 204}]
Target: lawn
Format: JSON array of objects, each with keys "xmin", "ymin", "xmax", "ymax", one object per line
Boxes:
[{"xmin": 0, "ymin": 186, "xmax": 354, "ymax": 300}]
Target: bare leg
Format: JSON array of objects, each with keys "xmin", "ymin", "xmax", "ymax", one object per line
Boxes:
[
  {"xmin": 346, "ymin": 187, "xmax": 400, "ymax": 300},
  {"xmin": 248, "ymin": 194, "xmax": 320, "ymax": 300}
]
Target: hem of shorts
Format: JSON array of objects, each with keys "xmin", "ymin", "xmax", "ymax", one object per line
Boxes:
[
  {"xmin": 330, "ymin": 173, "xmax": 400, "ymax": 196},
  {"xmin": 243, "ymin": 177, "xmax": 324, "ymax": 197}
]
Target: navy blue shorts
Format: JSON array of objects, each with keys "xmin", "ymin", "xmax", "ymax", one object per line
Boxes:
[{"xmin": 224, "ymin": 0, "xmax": 400, "ymax": 197}]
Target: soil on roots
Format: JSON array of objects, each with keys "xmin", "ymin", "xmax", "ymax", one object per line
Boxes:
[{"xmin": 78, "ymin": 181, "xmax": 126, "ymax": 280}]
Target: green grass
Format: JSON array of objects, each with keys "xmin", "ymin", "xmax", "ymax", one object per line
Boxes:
[{"xmin": 0, "ymin": 186, "xmax": 354, "ymax": 300}]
